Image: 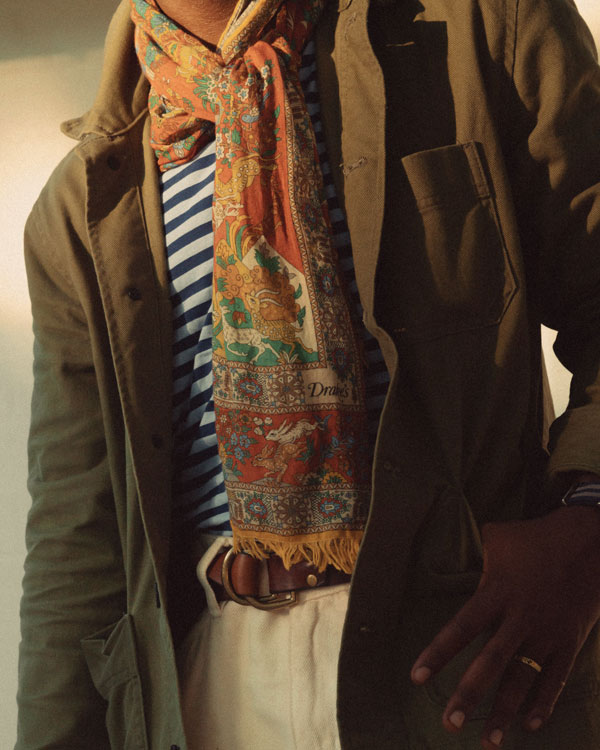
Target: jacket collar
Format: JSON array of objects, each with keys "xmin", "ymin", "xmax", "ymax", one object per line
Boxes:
[{"xmin": 62, "ymin": 0, "xmax": 149, "ymax": 141}]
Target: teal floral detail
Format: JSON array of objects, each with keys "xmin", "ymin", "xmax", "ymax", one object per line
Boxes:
[
  {"xmin": 328, "ymin": 347, "xmax": 350, "ymax": 379},
  {"xmin": 144, "ymin": 42, "xmax": 159, "ymax": 68},
  {"xmin": 317, "ymin": 268, "xmax": 335, "ymax": 296},
  {"xmin": 193, "ymin": 76, "xmax": 219, "ymax": 115},
  {"xmin": 318, "ymin": 496, "xmax": 345, "ymax": 518},
  {"xmin": 245, "ymin": 496, "xmax": 269, "ymax": 521},
  {"xmin": 218, "ymin": 408, "xmax": 258, "ymax": 479},
  {"xmin": 132, "ymin": 0, "xmax": 149, "ymax": 17},
  {"xmin": 237, "ymin": 376, "xmax": 263, "ymax": 400},
  {"xmin": 150, "ymin": 12, "xmax": 178, "ymax": 32}
]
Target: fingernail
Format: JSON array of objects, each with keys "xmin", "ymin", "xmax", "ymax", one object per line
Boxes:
[
  {"xmin": 450, "ymin": 710, "xmax": 465, "ymax": 729},
  {"xmin": 529, "ymin": 717, "xmax": 543, "ymax": 731},
  {"xmin": 413, "ymin": 666, "xmax": 432, "ymax": 684},
  {"xmin": 489, "ymin": 729, "xmax": 503, "ymax": 746}
]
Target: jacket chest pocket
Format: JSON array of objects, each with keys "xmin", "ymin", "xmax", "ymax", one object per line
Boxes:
[{"xmin": 376, "ymin": 141, "xmax": 517, "ymax": 341}]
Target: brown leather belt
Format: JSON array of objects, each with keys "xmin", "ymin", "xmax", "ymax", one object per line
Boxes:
[{"xmin": 207, "ymin": 548, "xmax": 351, "ymax": 610}]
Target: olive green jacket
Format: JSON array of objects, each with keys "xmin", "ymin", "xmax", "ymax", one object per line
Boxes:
[{"xmin": 16, "ymin": 0, "xmax": 600, "ymax": 747}]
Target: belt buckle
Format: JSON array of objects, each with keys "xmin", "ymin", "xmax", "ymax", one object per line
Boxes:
[{"xmin": 221, "ymin": 548, "xmax": 297, "ymax": 610}]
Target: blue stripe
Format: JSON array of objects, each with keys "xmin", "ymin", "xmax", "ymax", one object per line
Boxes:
[
  {"xmin": 166, "ymin": 223, "xmax": 214, "ymax": 259},
  {"xmin": 163, "ymin": 181, "xmax": 214, "ymax": 214},
  {"xmin": 176, "ymin": 443, "xmax": 221, "ymax": 469},
  {"xmin": 170, "ymin": 273, "xmax": 213, "ymax": 308},
  {"xmin": 162, "ymin": 148, "xmax": 216, "ymax": 189},
  {"xmin": 173, "ymin": 302, "xmax": 212, "ymax": 329},
  {"xmin": 164, "ymin": 197, "xmax": 213, "ymax": 236},
  {"xmin": 169, "ymin": 254, "xmax": 211, "ymax": 286}
]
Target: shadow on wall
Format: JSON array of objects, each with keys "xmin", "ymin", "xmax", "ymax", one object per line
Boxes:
[{"xmin": 4, "ymin": 0, "xmax": 118, "ymax": 60}]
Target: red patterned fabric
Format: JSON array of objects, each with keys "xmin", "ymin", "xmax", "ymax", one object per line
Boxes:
[{"xmin": 132, "ymin": 0, "xmax": 369, "ymax": 572}]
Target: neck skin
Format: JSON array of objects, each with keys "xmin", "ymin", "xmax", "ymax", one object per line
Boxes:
[{"xmin": 156, "ymin": 0, "xmax": 241, "ymax": 46}]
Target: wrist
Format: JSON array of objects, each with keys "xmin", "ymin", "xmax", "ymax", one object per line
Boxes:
[
  {"xmin": 549, "ymin": 506, "xmax": 600, "ymax": 577},
  {"xmin": 561, "ymin": 473, "xmax": 600, "ymax": 508}
]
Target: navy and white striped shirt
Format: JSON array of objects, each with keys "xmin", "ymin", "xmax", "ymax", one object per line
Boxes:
[{"xmin": 161, "ymin": 41, "xmax": 390, "ymax": 537}]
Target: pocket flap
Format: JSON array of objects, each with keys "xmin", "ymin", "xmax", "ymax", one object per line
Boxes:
[
  {"xmin": 81, "ymin": 614, "xmax": 140, "ymax": 699},
  {"xmin": 401, "ymin": 141, "xmax": 491, "ymax": 208}
]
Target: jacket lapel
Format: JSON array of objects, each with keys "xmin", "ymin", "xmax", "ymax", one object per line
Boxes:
[
  {"xmin": 315, "ymin": 0, "xmax": 386, "ymax": 317},
  {"xmin": 62, "ymin": 0, "xmax": 175, "ymax": 575},
  {"xmin": 315, "ymin": 3, "xmax": 345, "ymax": 213},
  {"xmin": 80, "ymin": 118, "xmax": 174, "ymax": 576},
  {"xmin": 316, "ymin": 0, "xmax": 396, "ymax": 371}
]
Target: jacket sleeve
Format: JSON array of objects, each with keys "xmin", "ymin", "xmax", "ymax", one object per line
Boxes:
[
  {"xmin": 505, "ymin": 0, "xmax": 600, "ymax": 480},
  {"xmin": 16, "ymin": 156, "xmax": 126, "ymax": 749}
]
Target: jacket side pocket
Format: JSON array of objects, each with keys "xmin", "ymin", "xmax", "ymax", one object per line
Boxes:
[{"xmin": 81, "ymin": 614, "xmax": 149, "ymax": 750}]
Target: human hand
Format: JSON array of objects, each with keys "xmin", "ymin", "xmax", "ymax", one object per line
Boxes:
[{"xmin": 410, "ymin": 506, "xmax": 600, "ymax": 748}]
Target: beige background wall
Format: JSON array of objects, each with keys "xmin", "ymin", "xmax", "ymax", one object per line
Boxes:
[
  {"xmin": 2, "ymin": 1, "xmax": 120, "ymax": 743},
  {"xmin": 2, "ymin": 0, "xmax": 600, "ymax": 744}
]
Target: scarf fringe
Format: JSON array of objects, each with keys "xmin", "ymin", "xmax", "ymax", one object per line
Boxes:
[{"xmin": 232, "ymin": 529, "xmax": 363, "ymax": 573}]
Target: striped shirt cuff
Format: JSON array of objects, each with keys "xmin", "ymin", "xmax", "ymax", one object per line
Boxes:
[{"xmin": 562, "ymin": 482, "xmax": 600, "ymax": 508}]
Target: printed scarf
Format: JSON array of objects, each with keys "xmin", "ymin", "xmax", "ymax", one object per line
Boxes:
[{"xmin": 132, "ymin": 0, "xmax": 370, "ymax": 572}]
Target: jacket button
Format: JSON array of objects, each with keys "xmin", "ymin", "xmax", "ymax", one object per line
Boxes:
[
  {"xmin": 152, "ymin": 434, "xmax": 164, "ymax": 449},
  {"xmin": 107, "ymin": 155, "xmax": 121, "ymax": 170},
  {"xmin": 127, "ymin": 286, "xmax": 142, "ymax": 301},
  {"xmin": 170, "ymin": 746, "xmax": 181, "ymax": 750}
]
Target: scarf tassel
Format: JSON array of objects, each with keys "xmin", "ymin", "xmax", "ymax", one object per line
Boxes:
[{"xmin": 232, "ymin": 529, "xmax": 364, "ymax": 574}]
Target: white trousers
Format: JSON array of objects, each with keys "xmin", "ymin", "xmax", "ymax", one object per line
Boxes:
[{"xmin": 177, "ymin": 536, "xmax": 350, "ymax": 750}]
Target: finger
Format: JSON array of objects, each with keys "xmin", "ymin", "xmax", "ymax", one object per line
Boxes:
[
  {"xmin": 524, "ymin": 648, "xmax": 577, "ymax": 732},
  {"xmin": 440, "ymin": 618, "xmax": 524, "ymax": 734},
  {"xmin": 481, "ymin": 651, "xmax": 547, "ymax": 748},
  {"xmin": 411, "ymin": 587, "xmax": 500, "ymax": 685}
]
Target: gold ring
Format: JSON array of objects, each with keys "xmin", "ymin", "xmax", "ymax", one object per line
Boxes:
[{"xmin": 514, "ymin": 655, "xmax": 543, "ymax": 673}]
